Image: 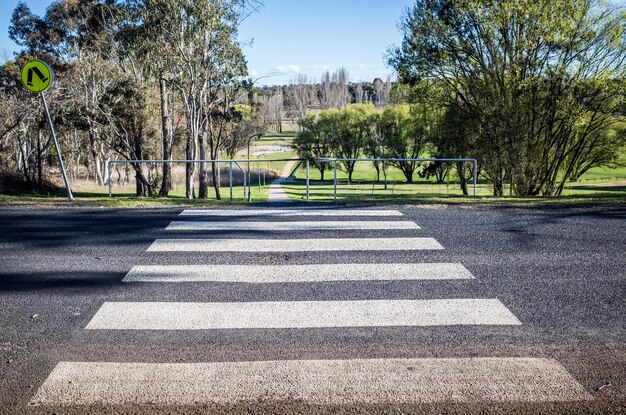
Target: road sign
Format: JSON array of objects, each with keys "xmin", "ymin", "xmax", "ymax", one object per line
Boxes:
[
  {"xmin": 19, "ymin": 59, "xmax": 73, "ymax": 200},
  {"xmin": 21, "ymin": 60, "xmax": 54, "ymax": 93}
]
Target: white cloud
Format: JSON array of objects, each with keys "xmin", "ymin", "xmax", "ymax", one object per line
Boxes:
[{"xmin": 272, "ymin": 64, "xmax": 302, "ymax": 74}]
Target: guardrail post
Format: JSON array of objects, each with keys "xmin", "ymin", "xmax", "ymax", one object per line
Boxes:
[
  {"xmin": 258, "ymin": 161, "xmax": 261, "ymax": 193},
  {"xmin": 243, "ymin": 166, "xmax": 247, "ymax": 202},
  {"xmin": 306, "ymin": 159, "xmax": 310, "ymax": 203},
  {"xmin": 333, "ymin": 160, "xmax": 337, "ymax": 202}
]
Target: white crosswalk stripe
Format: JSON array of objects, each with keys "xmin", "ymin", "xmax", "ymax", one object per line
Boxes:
[
  {"xmin": 85, "ymin": 299, "xmax": 521, "ymax": 330},
  {"xmin": 32, "ymin": 207, "xmax": 592, "ymax": 408},
  {"xmin": 166, "ymin": 220, "xmax": 420, "ymax": 231},
  {"xmin": 179, "ymin": 209, "xmax": 405, "ymax": 217},
  {"xmin": 122, "ymin": 263, "xmax": 475, "ymax": 283},
  {"xmin": 30, "ymin": 358, "xmax": 592, "ymax": 406},
  {"xmin": 148, "ymin": 237, "xmax": 444, "ymax": 252}
]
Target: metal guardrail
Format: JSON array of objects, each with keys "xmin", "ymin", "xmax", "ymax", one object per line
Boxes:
[
  {"xmin": 317, "ymin": 158, "xmax": 478, "ymax": 200},
  {"xmin": 107, "ymin": 158, "xmax": 299, "ymax": 202},
  {"xmin": 107, "ymin": 157, "xmax": 479, "ymax": 201}
]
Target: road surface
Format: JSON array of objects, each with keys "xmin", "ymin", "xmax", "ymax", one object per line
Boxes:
[{"xmin": 0, "ymin": 204, "xmax": 625, "ymax": 414}]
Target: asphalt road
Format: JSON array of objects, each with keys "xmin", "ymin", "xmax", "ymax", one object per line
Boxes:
[{"xmin": 0, "ymin": 204, "xmax": 625, "ymax": 414}]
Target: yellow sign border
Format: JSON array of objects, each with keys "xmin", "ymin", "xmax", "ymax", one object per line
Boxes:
[{"xmin": 20, "ymin": 59, "xmax": 54, "ymax": 93}]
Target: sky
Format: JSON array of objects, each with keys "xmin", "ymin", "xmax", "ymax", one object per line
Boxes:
[
  {"xmin": 237, "ymin": 0, "xmax": 413, "ymax": 85},
  {"xmin": 0, "ymin": 0, "xmax": 412, "ymax": 85}
]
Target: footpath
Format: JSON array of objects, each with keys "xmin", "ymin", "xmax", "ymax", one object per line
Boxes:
[{"xmin": 267, "ymin": 159, "xmax": 298, "ymax": 203}]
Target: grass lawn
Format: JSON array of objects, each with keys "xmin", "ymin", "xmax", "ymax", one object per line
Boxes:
[
  {"xmin": 2, "ymin": 158, "xmax": 625, "ymax": 207},
  {"xmin": 281, "ymin": 180, "xmax": 626, "ymax": 205},
  {"xmin": 257, "ymin": 150, "xmax": 299, "ymax": 175},
  {"xmin": 576, "ymin": 165, "xmax": 626, "ymax": 182},
  {"xmin": 282, "ymin": 159, "xmax": 626, "ymax": 205},
  {"xmin": 0, "ymin": 182, "xmax": 272, "ymax": 207}
]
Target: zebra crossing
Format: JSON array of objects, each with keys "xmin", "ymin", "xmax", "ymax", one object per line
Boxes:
[{"xmin": 30, "ymin": 208, "xmax": 593, "ymax": 408}]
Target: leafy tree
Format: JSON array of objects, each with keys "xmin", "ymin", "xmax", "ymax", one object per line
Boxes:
[
  {"xmin": 294, "ymin": 114, "xmax": 334, "ymax": 180},
  {"xmin": 377, "ymin": 104, "xmax": 430, "ymax": 183},
  {"xmin": 390, "ymin": 0, "xmax": 626, "ymax": 196},
  {"xmin": 329, "ymin": 104, "xmax": 376, "ymax": 183}
]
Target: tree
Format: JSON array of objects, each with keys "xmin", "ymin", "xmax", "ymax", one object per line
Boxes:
[
  {"xmin": 135, "ymin": 0, "xmax": 249, "ymax": 199},
  {"xmin": 390, "ymin": 0, "xmax": 626, "ymax": 196},
  {"xmin": 377, "ymin": 104, "xmax": 429, "ymax": 183},
  {"xmin": 286, "ymin": 74, "xmax": 310, "ymax": 131},
  {"xmin": 354, "ymin": 82, "xmax": 364, "ymax": 104},
  {"xmin": 294, "ymin": 114, "xmax": 334, "ymax": 180},
  {"xmin": 102, "ymin": 78, "xmax": 157, "ymax": 196},
  {"xmin": 125, "ymin": 0, "xmax": 180, "ymax": 197},
  {"xmin": 223, "ymin": 103, "xmax": 266, "ymax": 160},
  {"xmin": 9, "ymin": 2, "xmax": 66, "ymax": 57},
  {"xmin": 329, "ymin": 104, "xmax": 376, "ymax": 183},
  {"xmin": 319, "ymin": 68, "xmax": 350, "ymax": 109}
]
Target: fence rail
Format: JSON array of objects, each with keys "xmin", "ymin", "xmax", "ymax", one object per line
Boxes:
[{"xmin": 107, "ymin": 157, "xmax": 479, "ymax": 201}]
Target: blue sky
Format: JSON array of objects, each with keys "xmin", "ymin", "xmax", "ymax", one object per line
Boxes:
[
  {"xmin": 0, "ymin": 0, "xmax": 412, "ymax": 85},
  {"xmin": 238, "ymin": 0, "xmax": 413, "ymax": 85}
]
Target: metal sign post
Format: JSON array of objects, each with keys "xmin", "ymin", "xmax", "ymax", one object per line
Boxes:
[
  {"xmin": 21, "ymin": 60, "xmax": 73, "ymax": 201},
  {"xmin": 41, "ymin": 92, "xmax": 73, "ymax": 200}
]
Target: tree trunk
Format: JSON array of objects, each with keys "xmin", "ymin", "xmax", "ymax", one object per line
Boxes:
[
  {"xmin": 403, "ymin": 168, "xmax": 414, "ymax": 184},
  {"xmin": 185, "ymin": 136, "xmax": 194, "ymax": 199},
  {"xmin": 133, "ymin": 127, "xmax": 152, "ymax": 197},
  {"xmin": 88, "ymin": 129, "xmax": 104, "ymax": 186},
  {"xmin": 211, "ymin": 161, "xmax": 221, "ymax": 200},
  {"xmin": 493, "ymin": 180, "xmax": 504, "ymax": 197},
  {"xmin": 383, "ymin": 165, "xmax": 388, "ymax": 190},
  {"xmin": 158, "ymin": 79, "xmax": 173, "ymax": 197},
  {"xmin": 199, "ymin": 130, "xmax": 208, "ymax": 199},
  {"xmin": 457, "ymin": 162, "xmax": 468, "ymax": 196},
  {"xmin": 135, "ymin": 171, "xmax": 144, "ymax": 196}
]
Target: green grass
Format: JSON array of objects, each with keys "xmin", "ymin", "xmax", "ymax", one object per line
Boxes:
[
  {"xmin": 576, "ymin": 165, "xmax": 626, "ymax": 182},
  {"xmin": 2, "ymin": 159, "xmax": 625, "ymax": 208},
  {"xmin": 283, "ymin": 160, "xmax": 626, "ymax": 205},
  {"xmin": 0, "ymin": 182, "xmax": 272, "ymax": 207},
  {"xmin": 281, "ymin": 180, "xmax": 626, "ymax": 205},
  {"xmin": 257, "ymin": 150, "xmax": 298, "ymax": 174}
]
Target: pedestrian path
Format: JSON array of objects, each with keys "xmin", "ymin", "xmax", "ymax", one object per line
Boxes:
[
  {"xmin": 30, "ymin": 207, "xmax": 592, "ymax": 408},
  {"xmin": 267, "ymin": 160, "xmax": 297, "ymax": 203}
]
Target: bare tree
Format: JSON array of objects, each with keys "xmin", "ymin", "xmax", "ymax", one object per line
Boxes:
[
  {"xmin": 373, "ymin": 78, "xmax": 384, "ymax": 108},
  {"xmin": 319, "ymin": 68, "xmax": 350, "ymax": 109},
  {"xmin": 355, "ymin": 82, "xmax": 364, "ymax": 104},
  {"xmin": 320, "ymin": 70, "xmax": 333, "ymax": 109},
  {"xmin": 286, "ymin": 74, "xmax": 310, "ymax": 131},
  {"xmin": 257, "ymin": 87, "xmax": 283, "ymax": 133}
]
